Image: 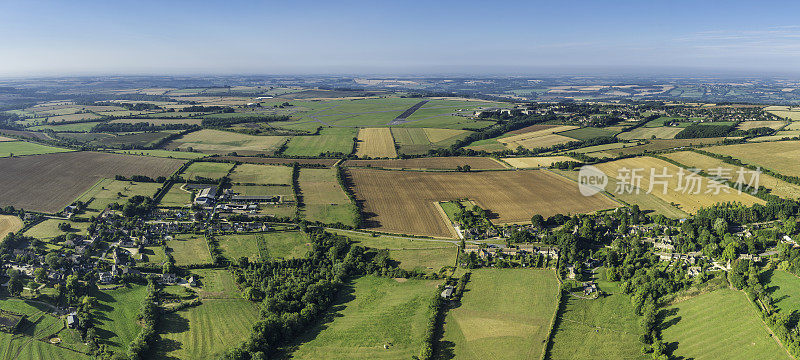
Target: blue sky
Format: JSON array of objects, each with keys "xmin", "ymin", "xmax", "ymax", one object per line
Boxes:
[{"xmin": 1, "ymin": 0, "xmax": 799, "ymax": 76}]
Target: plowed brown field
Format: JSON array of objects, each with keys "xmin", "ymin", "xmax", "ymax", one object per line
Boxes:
[{"xmin": 347, "ymin": 169, "xmax": 619, "ymax": 237}]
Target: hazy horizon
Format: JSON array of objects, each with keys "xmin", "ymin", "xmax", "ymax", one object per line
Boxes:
[{"xmin": 3, "ymin": 0, "xmax": 800, "ymax": 77}]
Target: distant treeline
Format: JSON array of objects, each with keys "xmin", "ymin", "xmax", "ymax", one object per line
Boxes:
[
  {"xmin": 674, "ymin": 123, "xmax": 737, "ymax": 139},
  {"xmin": 201, "ymin": 115, "xmax": 291, "ymax": 128},
  {"xmin": 181, "ymin": 105, "xmax": 235, "ymax": 113},
  {"xmin": 91, "ymin": 122, "xmax": 199, "ymax": 133}
]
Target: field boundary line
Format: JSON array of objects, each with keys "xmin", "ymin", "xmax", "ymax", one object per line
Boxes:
[{"xmin": 432, "ymin": 201, "xmax": 460, "ymax": 239}]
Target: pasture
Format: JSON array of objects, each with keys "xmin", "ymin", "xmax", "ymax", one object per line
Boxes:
[
  {"xmin": 181, "ymin": 161, "xmax": 234, "ymax": 180},
  {"xmin": 114, "ymin": 149, "xmax": 207, "ymax": 159},
  {"xmin": 440, "ymin": 269, "xmax": 560, "ymax": 360},
  {"xmin": 228, "ymin": 163, "xmax": 292, "ymax": 185},
  {"xmin": 593, "ymin": 157, "xmax": 763, "ymax": 213},
  {"xmin": 705, "ymin": 141, "xmax": 800, "ymax": 177},
  {"xmin": 94, "ymin": 285, "xmax": 148, "ymax": 352},
  {"xmin": 607, "ymin": 138, "xmax": 726, "ymax": 156},
  {"xmin": 23, "ymin": 219, "xmax": 91, "ymax": 240},
  {"xmin": 660, "ymin": 289, "xmax": 790, "ymax": 360},
  {"xmin": 109, "ymin": 118, "xmax": 202, "ymax": 125},
  {"xmin": 156, "ymin": 299, "xmax": 259, "ymax": 360},
  {"xmin": 558, "ymin": 126, "xmax": 616, "ymax": 140},
  {"xmin": 765, "ymin": 106, "xmax": 800, "ymax": 120},
  {"xmin": 344, "ymin": 156, "xmax": 507, "ymax": 170},
  {"xmin": 217, "ymin": 231, "xmax": 305, "ymax": 261},
  {"xmin": 355, "ymin": 128, "xmax": 397, "ymax": 158},
  {"xmin": 618, "ymin": 126, "xmax": 683, "ymax": 140},
  {"xmin": 299, "ymin": 168, "xmax": 358, "ymax": 227},
  {"xmin": 74, "ymin": 178, "xmax": 162, "ymax": 216},
  {"xmin": 0, "ymin": 140, "xmax": 72, "ymax": 157},
  {"xmin": 0, "ymin": 297, "xmax": 92, "ymax": 359},
  {"xmin": 502, "ymin": 156, "xmax": 577, "ymax": 168},
  {"xmin": 283, "ymin": 127, "xmax": 357, "ymax": 156},
  {"xmin": 331, "ymin": 229, "xmax": 457, "ymax": 273},
  {"xmin": 390, "ymin": 127, "xmax": 471, "ymax": 155},
  {"xmin": 187, "ymin": 269, "xmax": 240, "ymax": 298},
  {"xmin": 663, "ymin": 151, "xmax": 800, "ymax": 199},
  {"xmin": 348, "ymin": 168, "xmax": 617, "ymax": 237},
  {"xmin": 0, "ymin": 215, "xmax": 23, "ymax": 240},
  {"xmin": 286, "ymin": 276, "xmax": 440, "ymax": 360},
  {"xmin": 164, "ymin": 129, "xmax": 287, "ymax": 154},
  {"xmin": 158, "ymin": 183, "xmax": 195, "ymax": 207},
  {"xmin": 548, "ymin": 278, "xmax": 646, "ymax": 360},
  {"xmin": 167, "ymin": 234, "xmax": 213, "ymax": 266},
  {"xmin": 0, "ymin": 151, "xmax": 184, "ymax": 213},
  {"xmin": 762, "ymin": 270, "xmax": 800, "ymax": 315}
]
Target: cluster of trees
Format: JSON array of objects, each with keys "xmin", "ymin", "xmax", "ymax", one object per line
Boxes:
[
  {"xmin": 674, "ymin": 123, "xmax": 736, "ymax": 139},
  {"xmin": 114, "ymin": 174, "xmax": 167, "ymax": 183},
  {"xmin": 91, "ymin": 122, "xmax": 197, "ymax": 133},
  {"xmin": 729, "ymin": 126, "xmax": 776, "ymax": 138},
  {"xmin": 121, "ymin": 195, "xmax": 155, "ymax": 218},
  {"xmin": 335, "ymin": 165, "xmax": 364, "ymax": 228},
  {"xmin": 181, "ymin": 105, "xmax": 235, "ymax": 113},
  {"xmin": 201, "ymin": 115, "xmax": 290, "ymax": 128}
]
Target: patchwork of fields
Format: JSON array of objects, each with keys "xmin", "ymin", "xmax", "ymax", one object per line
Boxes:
[
  {"xmin": 355, "ymin": 127, "xmax": 397, "ymax": 158},
  {"xmin": 164, "ymin": 129, "xmax": 287, "ymax": 154},
  {"xmin": 348, "ymin": 168, "xmax": 617, "ymax": 237}
]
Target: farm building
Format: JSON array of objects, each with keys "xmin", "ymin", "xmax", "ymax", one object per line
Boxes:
[{"xmin": 194, "ymin": 186, "xmax": 218, "ymax": 205}]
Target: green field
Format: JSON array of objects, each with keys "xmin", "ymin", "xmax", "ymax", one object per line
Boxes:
[
  {"xmin": 167, "ymin": 234, "xmax": 213, "ymax": 266},
  {"xmin": 299, "ymin": 168, "xmax": 358, "ymax": 227},
  {"xmin": 24, "ymin": 218, "xmax": 91, "ymax": 240},
  {"xmin": 558, "ymin": 127, "xmax": 616, "ymax": 140},
  {"xmin": 94, "ymin": 285, "xmax": 148, "ymax": 352},
  {"xmin": 390, "ymin": 127, "xmax": 471, "ymax": 155},
  {"xmin": 660, "ymin": 289, "xmax": 790, "ymax": 360},
  {"xmin": 218, "ymin": 233, "xmax": 262, "ymax": 261},
  {"xmin": 229, "ymin": 163, "xmax": 292, "ymax": 185},
  {"xmin": 0, "ymin": 296, "xmax": 92, "ymax": 359},
  {"xmin": 286, "ymin": 276, "xmax": 440, "ymax": 359},
  {"xmin": 74, "ymin": 178, "xmax": 162, "ymax": 217},
  {"xmin": 548, "ymin": 276, "xmax": 646, "ymax": 360},
  {"xmin": 114, "ymin": 149, "xmax": 207, "ymax": 159},
  {"xmin": 283, "ymin": 127, "xmax": 357, "ymax": 156},
  {"xmin": 0, "ymin": 141, "xmax": 73, "ymax": 157},
  {"xmin": 255, "ymin": 230, "xmax": 310, "ymax": 260},
  {"xmin": 181, "ymin": 161, "xmax": 235, "ymax": 180},
  {"xmin": 440, "ymin": 269, "xmax": 560, "ymax": 360},
  {"xmin": 156, "ymin": 299, "xmax": 259, "ymax": 360},
  {"xmin": 29, "ymin": 121, "xmax": 103, "ymax": 132},
  {"xmin": 329, "ymin": 229, "xmax": 457, "ymax": 273},
  {"xmin": 158, "ymin": 183, "xmax": 194, "ymax": 207},
  {"xmin": 762, "ymin": 270, "xmax": 800, "ymax": 315},
  {"xmin": 187, "ymin": 269, "xmax": 241, "ymax": 299}
]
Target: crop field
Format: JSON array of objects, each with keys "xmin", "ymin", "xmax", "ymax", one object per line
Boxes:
[
  {"xmin": 348, "ymin": 168, "xmax": 617, "ymax": 237},
  {"xmin": 231, "ymin": 184, "xmax": 294, "ymax": 198},
  {"xmin": 114, "ymin": 149, "xmax": 207, "ymax": 159},
  {"xmin": 181, "ymin": 161, "xmax": 234, "ymax": 180},
  {"xmin": 501, "ymin": 156, "xmax": 577, "ymax": 168},
  {"xmin": 74, "ymin": 178, "xmax": 162, "ymax": 216},
  {"xmin": 618, "ymin": 126, "xmax": 684, "ymax": 140},
  {"xmin": 156, "ymin": 299, "xmax": 259, "ymax": 360},
  {"xmin": 228, "ymin": 163, "xmax": 292, "ymax": 185},
  {"xmin": 737, "ymin": 120, "xmax": 787, "ymax": 130},
  {"xmin": 705, "ymin": 141, "xmax": 800, "ymax": 177},
  {"xmin": 661, "ymin": 289, "xmax": 790, "ymax": 360},
  {"xmin": 607, "ymin": 138, "xmax": 727, "ymax": 156},
  {"xmin": 553, "ymin": 169, "xmax": 689, "ymax": 218},
  {"xmin": 283, "ymin": 127, "xmax": 357, "ymax": 156},
  {"xmin": 548, "ymin": 278, "xmax": 646, "ymax": 360},
  {"xmin": 558, "ymin": 126, "xmax": 617, "ymax": 140},
  {"xmin": 0, "ymin": 151, "xmax": 184, "ymax": 213},
  {"xmin": 355, "ymin": 128, "xmax": 397, "ymax": 158},
  {"xmin": 750, "ymin": 131, "xmax": 800, "ymax": 142},
  {"xmin": 167, "ymin": 234, "xmax": 213, "ymax": 266},
  {"xmin": 440, "ymin": 269, "xmax": 560, "ymax": 360},
  {"xmin": 762, "ymin": 270, "xmax": 800, "ymax": 315},
  {"xmin": 164, "ymin": 129, "xmax": 287, "ymax": 154},
  {"xmin": 390, "ymin": 127, "xmax": 471, "ymax": 155},
  {"xmin": 506, "ymin": 124, "xmax": 560, "ymax": 135},
  {"xmin": 497, "ymin": 125, "xmax": 578, "ymax": 149},
  {"xmin": 663, "ymin": 151, "xmax": 800, "ymax": 199},
  {"xmin": 87, "ymin": 131, "xmax": 179, "ymax": 148},
  {"xmin": 343, "ymin": 156, "xmax": 507, "ymax": 170},
  {"xmin": 0, "ymin": 140, "xmax": 73, "ymax": 157},
  {"xmin": 29, "ymin": 121, "xmax": 103, "ymax": 132},
  {"xmin": 593, "ymin": 157, "xmax": 763, "ymax": 213},
  {"xmin": 287, "ymin": 276, "xmax": 440, "ymax": 360},
  {"xmin": 299, "ymin": 168, "xmax": 358, "ymax": 227},
  {"xmin": 0, "ymin": 215, "xmax": 23, "ymax": 240},
  {"xmin": 331, "ymin": 229, "xmax": 458, "ymax": 273},
  {"xmin": 95, "ymin": 285, "xmax": 148, "ymax": 352},
  {"xmin": 572, "ymin": 142, "xmax": 627, "ymax": 154},
  {"xmin": 765, "ymin": 106, "xmax": 800, "ymax": 120}
]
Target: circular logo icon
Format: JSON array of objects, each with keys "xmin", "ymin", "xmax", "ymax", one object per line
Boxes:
[{"xmin": 578, "ymin": 165, "xmax": 608, "ymax": 196}]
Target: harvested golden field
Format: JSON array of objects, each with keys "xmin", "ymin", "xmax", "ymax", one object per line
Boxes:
[
  {"xmin": 0, "ymin": 151, "xmax": 185, "ymax": 213},
  {"xmin": 593, "ymin": 157, "xmax": 763, "ymax": 214},
  {"xmin": 164, "ymin": 129, "xmax": 286, "ymax": 155},
  {"xmin": 705, "ymin": 141, "xmax": 800, "ymax": 177},
  {"xmin": 347, "ymin": 168, "xmax": 618, "ymax": 237},
  {"xmin": 664, "ymin": 151, "xmax": 800, "ymax": 199},
  {"xmin": 0, "ymin": 215, "xmax": 23, "ymax": 240},
  {"xmin": 765, "ymin": 106, "xmax": 800, "ymax": 121},
  {"xmin": 502, "ymin": 156, "xmax": 578, "ymax": 168},
  {"xmin": 737, "ymin": 120, "xmax": 787, "ymax": 130},
  {"xmin": 498, "ymin": 125, "xmax": 578, "ymax": 150},
  {"xmin": 343, "ymin": 157, "xmax": 507, "ymax": 170},
  {"xmin": 355, "ymin": 128, "xmax": 397, "ymax": 158},
  {"xmin": 617, "ymin": 126, "xmax": 683, "ymax": 140}
]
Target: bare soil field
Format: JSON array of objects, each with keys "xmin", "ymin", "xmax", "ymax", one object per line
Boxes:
[
  {"xmin": 214, "ymin": 156, "xmax": 338, "ymax": 167},
  {"xmin": 0, "ymin": 215, "xmax": 23, "ymax": 240},
  {"xmin": 347, "ymin": 168, "xmax": 618, "ymax": 237},
  {"xmin": 0, "ymin": 151, "xmax": 184, "ymax": 213},
  {"xmin": 355, "ymin": 128, "xmax": 397, "ymax": 158},
  {"xmin": 343, "ymin": 157, "xmax": 507, "ymax": 170}
]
